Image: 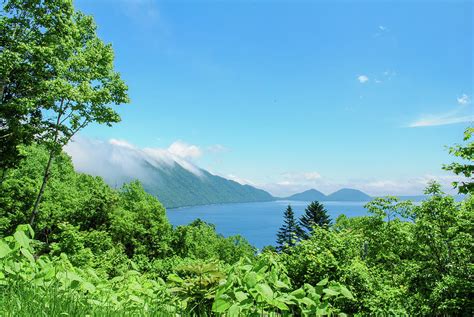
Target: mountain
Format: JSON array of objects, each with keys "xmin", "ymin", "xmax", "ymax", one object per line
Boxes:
[
  {"xmin": 284, "ymin": 188, "xmax": 372, "ymax": 202},
  {"xmin": 326, "ymin": 188, "xmax": 372, "ymax": 201},
  {"xmin": 139, "ymin": 161, "xmax": 274, "ymax": 208},
  {"xmin": 285, "ymin": 189, "xmax": 327, "ymax": 201},
  {"xmin": 66, "ymin": 137, "xmax": 274, "ymax": 209}
]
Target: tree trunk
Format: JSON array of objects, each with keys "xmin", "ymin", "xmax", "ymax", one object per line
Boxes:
[{"xmin": 30, "ymin": 151, "xmax": 54, "ymax": 226}]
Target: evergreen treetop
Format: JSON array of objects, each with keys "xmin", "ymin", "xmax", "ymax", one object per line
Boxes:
[
  {"xmin": 298, "ymin": 201, "xmax": 331, "ymax": 239},
  {"xmin": 276, "ymin": 205, "xmax": 300, "ymax": 251}
]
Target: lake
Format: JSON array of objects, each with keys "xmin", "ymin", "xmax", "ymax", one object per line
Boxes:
[{"xmin": 166, "ymin": 200, "xmax": 370, "ymax": 249}]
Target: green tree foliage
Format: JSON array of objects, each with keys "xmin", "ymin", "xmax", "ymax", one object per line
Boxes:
[
  {"xmin": 297, "ymin": 201, "xmax": 331, "ymax": 239},
  {"xmin": 443, "ymin": 127, "xmax": 474, "ymax": 194},
  {"xmin": 171, "ymin": 219, "xmax": 255, "ymax": 264},
  {"xmin": 282, "ymin": 190, "xmax": 473, "ymax": 315},
  {"xmin": 112, "ymin": 181, "xmax": 172, "ymax": 259},
  {"xmin": 0, "ymin": 0, "xmax": 130, "ymax": 225},
  {"xmin": 0, "ymin": 145, "xmax": 255, "ymax": 276},
  {"xmin": 408, "ymin": 182, "xmax": 473, "ymax": 315},
  {"xmin": 276, "ymin": 205, "xmax": 301, "ymax": 251},
  {"xmin": 1, "ymin": 0, "xmax": 44, "ymax": 173}
]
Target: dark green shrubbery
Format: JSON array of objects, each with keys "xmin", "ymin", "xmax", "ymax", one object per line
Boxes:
[{"xmin": 280, "ymin": 190, "xmax": 474, "ymax": 315}]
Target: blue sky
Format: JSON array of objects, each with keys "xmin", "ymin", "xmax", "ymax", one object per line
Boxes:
[{"xmin": 74, "ymin": 0, "xmax": 473, "ymax": 196}]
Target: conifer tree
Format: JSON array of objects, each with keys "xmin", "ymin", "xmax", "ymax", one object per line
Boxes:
[
  {"xmin": 276, "ymin": 205, "xmax": 300, "ymax": 251},
  {"xmin": 297, "ymin": 201, "xmax": 331, "ymax": 239}
]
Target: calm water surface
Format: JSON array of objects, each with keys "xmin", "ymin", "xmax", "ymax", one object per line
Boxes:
[{"xmin": 166, "ymin": 200, "xmax": 369, "ymax": 249}]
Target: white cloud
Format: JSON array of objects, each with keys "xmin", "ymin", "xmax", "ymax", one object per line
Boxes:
[
  {"xmin": 260, "ymin": 171, "xmax": 326, "ymax": 197},
  {"xmin": 109, "ymin": 139, "xmax": 136, "ymax": 149},
  {"xmin": 457, "ymin": 94, "xmax": 471, "ymax": 105},
  {"xmin": 303, "ymin": 172, "xmax": 322, "ymax": 181},
  {"xmin": 410, "ymin": 94, "xmax": 473, "ymax": 127},
  {"xmin": 168, "ymin": 141, "xmax": 202, "ymax": 159},
  {"xmin": 378, "ymin": 25, "xmax": 387, "ymax": 31},
  {"xmin": 359, "ymin": 174, "xmax": 462, "ymax": 196},
  {"xmin": 282, "ymin": 172, "xmax": 322, "ymax": 181},
  {"xmin": 357, "ymin": 75, "xmax": 369, "ymax": 83},
  {"xmin": 65, "ymin": 136, "xmax": 205, "ymax": 187},
  {"xmin": 226, "ymin": 174, "xmax": 255, "ymax": 186},
  {"xmin": 261, "ymin": 172, "xmax": 462, "ymax": 198},
  {"xmin": 409, "ymin": 113, "xmax": 473, "ymax": 127}
]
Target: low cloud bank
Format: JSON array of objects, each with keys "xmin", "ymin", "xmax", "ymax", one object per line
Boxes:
[
  {"xmin": 260, "ymin": 173, "xmax": 461, "ymax": 198},
  {"xmin": 64, "ymin": 136, "xmax": 203, "ymax": 187}
]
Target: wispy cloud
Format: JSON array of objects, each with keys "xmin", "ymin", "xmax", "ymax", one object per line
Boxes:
[
  {"xmin": 409, "ymin": 94, "xmax": 473, "ymax": 127},
  {"xmin": 409, "ymin": 113, "xmax": 473, "ymax": 127},
  {"xmin": 457, "ymin": 93, "xmax": 471, "ymax": 105},
  {"xmin": 373, "ymin": 25, "xmax": 390, "ymax": 38},
  {"xmin": 282, "ymin": 172, "xmax": 322, "ymax": 182},
  {"xmin": 225, "ymin": 174, "xmax": 256, "ymax": 186},
  {"xmin": 357, "ymin": 75, "xmax": 369, "ymax": 83},
  {"xmin": 168, "ymin": 141, "xmax": 202, "ymax": 159}
]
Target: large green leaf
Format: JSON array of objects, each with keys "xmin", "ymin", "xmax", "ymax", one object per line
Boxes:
[
  {"xmin": 13, "ymin": 230, "xmax": 30, "ymax": 249},
  {"xmin": 323, "ymin": 288, "xmax": 339, "ymax": 297},
  {"xmin": 20, "ymin": 248, "xmax": 35, "ymax": 265},
  {"xmin": 272, "ymin": 298, "xmax": 290, "ymax": 311},
  {"xmin": 212, "ymin": 296, "xmax": 232, "ymax": 313},
  {"xmin": 256, "ymin": 283, "xmax": 274, "ymax": 302},
  {"xmin": 244, "ymin": 271, "xmax": 258, "ymax": 288},
  {"xmin": 275, "ymin": 280, "xmax": 290, "ymax": 289},
  {"xmin": 228, "ymin": 304, "xmax": 240, "ymax": 317},
  {"xmin": 317, "ymin": 278, "xmax": 328, "ymax": 286},
  {"xmin": 339, "ymin": 285, "xmax": 354, "ymax": 300},
  {"xmin": 299, "ymin": 297, "xmax": 316, "ymax": 307},
  {"xmin": 235, "ymin": 291, "xmax": 248, "ymax": 302},
  {"xmin": 0, "ymin": 241, "xmax": 11, "ymax": 258},
  {"xmin": 291, "ymin": 288, "xmax": 306, "ymax": 299}
]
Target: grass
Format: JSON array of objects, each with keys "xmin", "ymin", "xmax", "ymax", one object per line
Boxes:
[{"xmin": 0, "ymin": 283, "xmax": 178, "ymax": 317}]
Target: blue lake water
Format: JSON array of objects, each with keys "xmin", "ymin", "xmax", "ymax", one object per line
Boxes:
[{"xmin": 166, "ymin": 200, "xmax": 370, "ymax": 249}]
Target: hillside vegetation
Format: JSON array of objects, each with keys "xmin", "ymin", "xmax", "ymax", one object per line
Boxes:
[
  {"xmin": 0, "ymin": 0, "xmax": 472, "ymax": 315},
  {"xmin": 1, "ymin": 143, "xmax": 473, "ymax": 316}
]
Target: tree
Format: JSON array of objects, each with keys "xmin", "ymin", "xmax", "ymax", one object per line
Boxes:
[
  {"xmin": 1, "ymin": 0, "xmax": 130, "ymax": 226},
  {"xmin": 112, "ymin": 181, "xmax": 172, "ymax": 259},
  {"xmin": 298, "ymin": 201, "xmax": 331, "ymax": 239},
  {"xmin": 0, "ymin": 1, "xmax": 46, "ymax": 178},
  {"xmin": 276, "ymin": 205, "xmax": 300, "ymax": 251},
  {"xmin": 408, "ymin": 183, "xmax": 474, "ymax": 315},
  {"xmin": 443, "ymin": 127, "xmax": 474, "ymax": 194}
]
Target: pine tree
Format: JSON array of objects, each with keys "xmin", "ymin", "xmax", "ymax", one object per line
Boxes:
[
  {"xmin": 276, "ymin": 205, "xmax": 300, "ymax": 251},
  {"xmin": 298, "ymin": 201, "xmax": 331, "ymax": 239}
]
